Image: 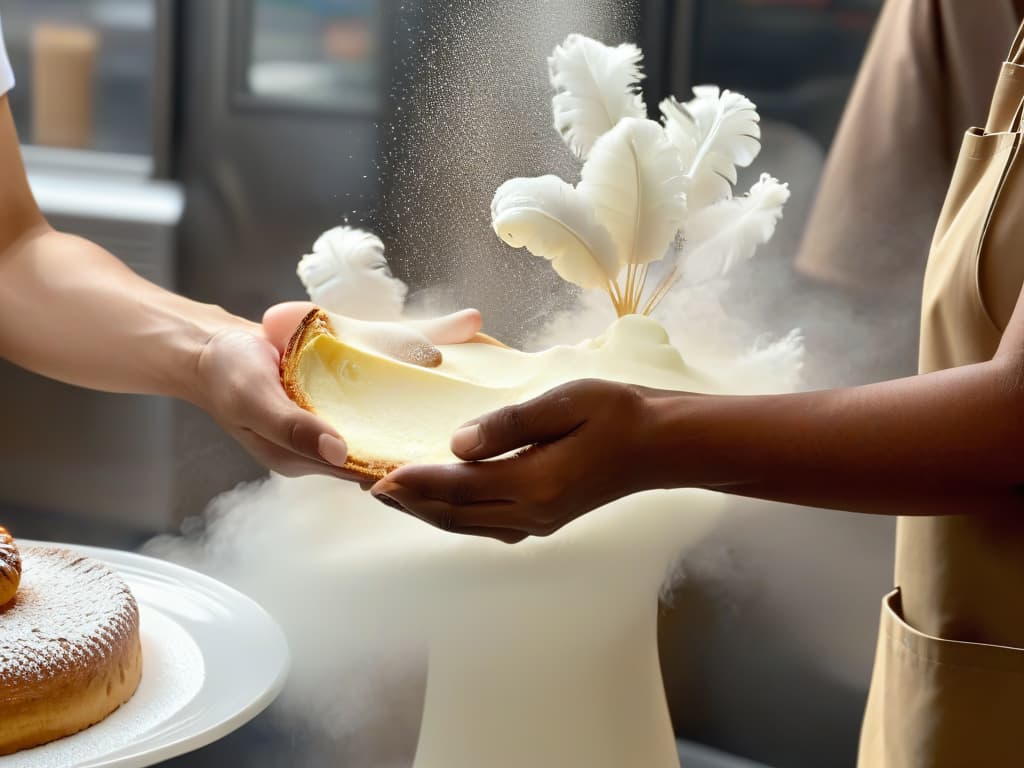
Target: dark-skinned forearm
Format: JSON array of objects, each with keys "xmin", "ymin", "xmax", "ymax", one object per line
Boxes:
[{"xmin": 647, "ymin": 358, "xmax": 1024, "ymax": 516}]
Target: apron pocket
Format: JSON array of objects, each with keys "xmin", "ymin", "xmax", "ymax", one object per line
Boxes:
[{"xmin": 859, "ymin": 589, "xmax": 1024, "ymax": 768}]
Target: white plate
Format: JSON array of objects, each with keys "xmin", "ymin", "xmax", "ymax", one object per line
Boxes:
[{"xmin": 1, "ymin": 542, "xmax": 290, "ymax": 768}]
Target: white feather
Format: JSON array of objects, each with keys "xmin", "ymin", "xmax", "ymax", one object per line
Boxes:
[
  {"xmin": 298, "ymin": 227, "xmax": 384, "ymax": 294},
  {"xmin": 548, "ymin": 34, "xmax": 647, "ymax": 160},
  {"xmin": 659, "ymin": 96, "xmax": 698, "ymax": 170},
  {"xmin": 296, "ymin": 226, "xmax": 408, "ymax": 320},
  {"xmin": 491, "ymin": 175, "xmax": 619, "ymax": 291},
  {"xmin": 682, "ymin": 173, "xmax": 790, "ymax": 283},
  {"xmin": 660, "ymin": 86, "xmax": 761, "ymax": 208},
  {"xmin": 577, "ymin": 117, "xmax": 688, "ymax": 267}
]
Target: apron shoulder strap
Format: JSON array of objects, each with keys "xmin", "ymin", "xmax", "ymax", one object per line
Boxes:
[
  {"xmin": 987, "ymin": 19, "xmax": 1024, "ymax": 134},
  {"xmin": 1011, "ymin": 18, "xmax": 1024, "ymax": 64}
]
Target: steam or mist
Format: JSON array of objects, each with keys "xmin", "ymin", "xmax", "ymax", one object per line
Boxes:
[{"xmin": 149, "ymin": 478, "xmax": 430, "ymax": 765}]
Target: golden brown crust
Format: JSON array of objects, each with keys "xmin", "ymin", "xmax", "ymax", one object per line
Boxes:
[
  {"xmin": 280, "ymin": 308, "xmax": 328, "ymax": 412},
  {"xmin": 279, "ymin": 309, "xmax": 400, "ymax": 482},
  {"xmin": 0, "ymin": 547, "xmax": 143, "ymax": 756},
  {"xmin": 334, "ymin": 455, "xmax": 401, "ymax": 482},
  {"xmin": 0, "ymin": 526, "xmax": 21, "ymax": 610}
]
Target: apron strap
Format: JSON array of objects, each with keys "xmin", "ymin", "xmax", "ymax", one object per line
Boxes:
[
  {"xmin": 992, "ymin": 19, "xmax": 1024, "ymax": 133},
  {"xmin": 1011, "ymin": 18, "xmax": 1024, "ymax": 64}
]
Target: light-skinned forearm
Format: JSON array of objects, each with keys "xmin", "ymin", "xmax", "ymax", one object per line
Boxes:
[
  {"xmin": 649, "ymin": 357, "xmax": 1024, "ymax": 515},
  {"xmin": 0, "ymin": 94, "xmax": 250, "ymax": 404},
  {"xmin": 0, "ymin": 225, "xmax": 253, "ymax": 403}
]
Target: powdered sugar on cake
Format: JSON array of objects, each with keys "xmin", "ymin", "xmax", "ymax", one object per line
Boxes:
[
  {"xmin": 0, "ymin": 547, "xmax": 138, "ymax": 686},
  {"xmin": 7, "ymin": 607, "xmax": 204, "ymax": 768}
]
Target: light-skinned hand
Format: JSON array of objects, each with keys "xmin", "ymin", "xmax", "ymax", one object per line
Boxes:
[{"xmin": 194, "ymin": 301, "xmax": 484, "ymax": 481}]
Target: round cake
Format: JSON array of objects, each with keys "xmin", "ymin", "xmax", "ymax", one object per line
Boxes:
[{"xmin": 0, "ymin": 546, "xmax": 142, "ymax": 756}]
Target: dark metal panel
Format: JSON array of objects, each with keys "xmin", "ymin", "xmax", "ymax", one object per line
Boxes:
[{"xmin": 152, "ymin": 0, "xmax": 177, "ymax": 177}]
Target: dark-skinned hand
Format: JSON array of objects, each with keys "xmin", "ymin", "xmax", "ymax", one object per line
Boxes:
[{"xmin": 370, "ymin": 379, "xmax": 669, "ymax": 543}]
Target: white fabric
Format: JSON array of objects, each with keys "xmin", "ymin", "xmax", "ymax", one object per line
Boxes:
[{"xmin": 0, "ymin": 15, "xmax": 13, "ymax": 96}]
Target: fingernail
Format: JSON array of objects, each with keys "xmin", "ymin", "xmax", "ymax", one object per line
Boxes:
[
  {"xmin": 372, "ymin": 481, "xmax": 416, "ymax": 517},
  {"xmin": 451, "ymin": 423, "xmax": 482, "ymax": 454},
  {"xmin": 318, "ymin": 434, "xmax": 348, "ymax": 467},
  {"xmin": 373, "ymin": 493, "xmax": 407, "ymax": 513}
]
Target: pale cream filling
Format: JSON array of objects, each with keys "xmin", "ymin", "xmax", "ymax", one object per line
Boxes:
[{"xmin": 295, "ymin": 314, "xmax": 721, "ymax": 466}]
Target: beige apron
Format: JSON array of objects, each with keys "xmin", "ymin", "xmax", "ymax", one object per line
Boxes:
[{"xmin": 858, "ymin": 21, "xmax": 1024, "ymax": 768}]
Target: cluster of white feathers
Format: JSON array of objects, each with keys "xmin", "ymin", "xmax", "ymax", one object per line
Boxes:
[
  {"xmin": 296, "ymin": 226, "xmax": 409, "ymax": 320},
  {"xmin": 491, "ymin": 33, "xmax": 791, "ymax": 315}
]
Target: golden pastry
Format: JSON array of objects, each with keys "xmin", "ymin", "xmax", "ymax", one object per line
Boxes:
[
  {"xmin": 0, "ymin": 526, "xmax": 20, "ymax": 609},
  {"xmin": 0, "ymin": 546, "xmax": 142, "ymax": 756}
]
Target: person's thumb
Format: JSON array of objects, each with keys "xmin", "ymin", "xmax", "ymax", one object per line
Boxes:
[
  {"xmin": 450, "ymin": 385, "xmax": 585, "ymax": 461},
  {"xmin": 263, "ymin": 301, "xmax": 317, "ymax": 354}
]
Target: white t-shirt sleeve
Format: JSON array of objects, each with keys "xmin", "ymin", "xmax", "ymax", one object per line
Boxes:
[{"xmin": 0, "ymin": 16, "xmax": 14, "ymax": 96}]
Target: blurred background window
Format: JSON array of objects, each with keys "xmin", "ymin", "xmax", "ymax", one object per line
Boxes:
[
  {"xmin": 240, "ymin": 0, "xmax": 382, "ymax": 112},
  {"xmin": 1, "ymin": 0, "xmax": 159, "ymax": 159}
]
